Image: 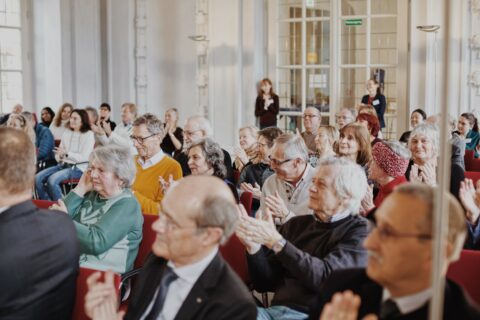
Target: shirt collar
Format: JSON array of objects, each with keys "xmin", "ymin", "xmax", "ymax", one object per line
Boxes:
[
  {"xmin": 167, "ymin": 247, "xmax": 218, "ymax": 284},
  {"xmin": 137, "ymin": 149, "xmax": 165, "ymax": 168},
  {"xmin": 283, "ymin": 163, "xmax": 312, "ymax": 189},
  {"xmin": 382, "ymin": 288, "xmax": 432, "ymax": 315},
  {"xmin": 0, "ymin": 206, "xmax": 10, "ymax": 214}
]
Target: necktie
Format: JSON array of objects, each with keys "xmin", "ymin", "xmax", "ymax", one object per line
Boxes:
[
  {"xmin": 145, "ymin": 266, "xmax": 178, "ymax": 320},
  {"xmin": 379, "ymin": 299, "xmax": 401, "ymax": 319}
]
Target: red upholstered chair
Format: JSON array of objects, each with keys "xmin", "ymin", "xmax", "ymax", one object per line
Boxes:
[
  {"xmin": 465, "ymin": 150, "xmax": 475, "ymax": 171},
  {"xmin": 469, "ymin": 158, "xmax": 480, "ymax": 172},
  {"xmin": 447, "ymin": 249, "xmax": 480, "ymax": 305},
  {"xmin": 240, "ymin": 191, "xmax": 253, "ymax": 216},
  {"xmin": 134, "ymin": 213, "xmax": 158, "ymax": 269},
  {"xmin": 465, "ymin": 171, "xmax": 480, "ymax": 185},
  {"xmin": 233, "ymin": 169, "xmax": 241, "ymax": 185},
  {"xmin": 32, "ymin": 199, "xmax": 55, "ymax": 209},
  {"xmin": 72, "ymin": 267, "xmax": 121, "ymax": 320},
  {"xmin": 219, "ymin": 234, "xmax": 249, "ymax": 284}
]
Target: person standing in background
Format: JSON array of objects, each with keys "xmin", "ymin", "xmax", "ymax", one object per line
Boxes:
[
  {"xmin": 361, "ymin": 79, "xmax": 386, "ymax": 129},
  {"xmin": 255, "ymin": 78, "xmax": 279, "ymax": 129}
]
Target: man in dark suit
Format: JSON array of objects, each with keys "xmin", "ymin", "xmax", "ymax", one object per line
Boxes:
[
  {"xmin": 85, "ymin": 175, "xmax": 257, "ymax": 320},
  {"xmin": 0, "ymin": 127, "xmax": 79, "ymax": 319},
  {"xmin": 310, "ymin": 183, "xmax": 480, "ymax": 320}
]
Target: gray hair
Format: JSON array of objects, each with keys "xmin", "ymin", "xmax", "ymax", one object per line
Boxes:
[
  {"xmin": 394, "ymin": 183, "xmax": 466, "ymax": 262},
  {"xmin": 133, "ymin": 113, "xmax": 164, "ymax": 137},
  {"xmin": 408, "ymin": 123, "xmax": 439, "ymax": 157},
  {"xmin": 188, "ymin": 137, "xmax": 226, "ymax": 179},
  {"xmin": 274, "ymin": 134, "xmax": 309, "ymax": 162},
  {"xmin": 239, "ymin": 125, "xmax": 258, "ymax": 137},
  {"xmin": 89, "ymin": 145, "xmax": 136, "ymax": 187},
  {"xmin": 339, "ymin": 106, "xmax": 358, "ymax": 118},
  {"xmin": 195, "ymin": 195, "xmax": 239, "ymax": 244},
  {"xmin": 186, "ymin": 115, "xmax": 213, "ymax": 137},
  {"xmin": 382, "ymin": 140, "xmax": 411, "ymax": 160},
  {"xmin": 304, "ymin": 106, "xmax": 321, "ymax": 116},
  {"xmin": 317, "ymin": 156, "xmax": 368, "ymax": 213}
]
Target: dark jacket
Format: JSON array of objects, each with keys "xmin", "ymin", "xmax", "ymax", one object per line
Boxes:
[
  {"xmin": 0, "ymin": 200, "xmax": 79, "ymax": 319},
  {"xmin": 310, "ymin": 268, "xmax": 480, "ymax": 320},
  {"xmin": 255, "ymin": 94, "xmax": 279, "ymax": 128},
  {"xmin": 361, "ymin": 93, "xmax": 387, "ymax": 128},
  {"xmin": 125, "ymin": 253, "xmax": 257, "ymax": 320},
  {"xmin": 35, "ymin": 123, "xmax": 55, "ymax": 162}
]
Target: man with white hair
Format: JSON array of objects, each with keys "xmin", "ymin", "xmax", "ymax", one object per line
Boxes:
[
  {"xmin": 237, "ymin": 157, "xmax": 369, "ymax": 319},
  {"xmin": 311, "ymin": 183, "xmax": 480, "ymax": 320},
  {"xmin": 174, "ymin": 115, "xmax": 233, "ymax": 181},
  {"xmin": 336, "ymin": 107, "xmax": 357, "ymax": 129}
]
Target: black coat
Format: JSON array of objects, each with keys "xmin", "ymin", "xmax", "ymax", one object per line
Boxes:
[
  {"xmin": 125, "ymin": 252, "xmax": 257, "ymax": 320},
  {"xmin": 361, "ymin": 93, "xmax": 387, "ymax": 128},
  {"xmin": 309, "ymin": 268, "xmax": 480, "ymax": 320},
  {"xmin": 0, "ymin": 200, "xmax": 79, "ymax": 319}
]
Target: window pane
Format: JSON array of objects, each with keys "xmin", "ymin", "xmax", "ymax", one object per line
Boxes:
[
  {"xmin": 0, "ymin": 0, "xmax": 21, "ymax": 27},
  {"xmin": 340, "ymin": 67, "xmax": 366, "ymax": 108},
  {"xmin": 306, "ymin": 69, "xmax": 329, "ymax": 112},
  {"xmin": 341, "ymin": 0, "xmax": 367, "ymax": 16},
  {"xmin": 278, "ymin": 21, "xmax": 302, "ymax": 66},
  {"xmin": 0, "ymin": 28, "xmax": 22, "ymax": 69},
  {"xmin": 371, "ymin": 17, "xmax": 397, "ymax": 65},
  {"xmin": 278, "ymin": 68, "xmax": 302, "ymax": 111},
  {"xmin": 1, "ymin": 71, "xmax": 23, "ymax": 112},
  {"xmin": 306, "ymin": 21, "xmax": 330, "ymax": 65},
  {"xmin": 278, "ymin": 0, "xmax": 302, "ymax": 20},
  {"xmin": 371, "ymin": 0, "xmax": 397, "ymax": 15},
  {"xmin": 306, "ymin": 0, "xmax": 330, "ymax": 18},
  {"xmin": 341, "ymin": 19, "xmax": 366, "ymax": 65}
]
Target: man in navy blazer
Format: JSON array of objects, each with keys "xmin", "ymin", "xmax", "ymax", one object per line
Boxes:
[
  {"xmin": 0, "ymin": 127, "xmax": 79, "ymax": 319},
  {"xmin": 310, "ymin": 183, "xmax": 480, "ymax": 320},
  {"xmin": 85, "ymin": 176, "xmax": 257, "ymax": 320}
]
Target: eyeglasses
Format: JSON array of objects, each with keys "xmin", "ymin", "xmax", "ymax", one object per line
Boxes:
[
  {"xmin": 303, "ymin": 114, "xmax": 318, "ymax": 119},
  {"xmin": 268, "ymin": 155, "xmax": 293, "ymax": 166},
  {"xmin": 368, "ymin": 220, "xmax": 432, "ymax": 241},
  {"xmin": 184, "ymin": 129, "xmax": 202, "ymax": 137},
  {"xmin": 130, "ymin": 133, "xmax": 157, "ymax": 144}
]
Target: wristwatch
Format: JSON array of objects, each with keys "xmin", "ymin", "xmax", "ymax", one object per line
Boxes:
[{"xmin": 272, "ymin": 238, "xmax": 287, "ymax": 254}]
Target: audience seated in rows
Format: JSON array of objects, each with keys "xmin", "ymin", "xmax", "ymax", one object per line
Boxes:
[
  {"xmin": 0, "ymin": 127, "xmax": 79, "ymax": 319},
  {"xmin": 35, "ymin": 109, "xmax": 95, "ymax": 201},
  {"xmin": 130, "ymin": 113, "xmax": 182, "ymax": 214},
  {"xmin": 311, "ymin": 183, "xmax": 480, "ymax": 320},
  {"xmin": 237, "ymin": 157, "xmax": 369, "ymax": 319},
  {"xmin": 50, "ymin": 145, "xmax": 143, "ymax": 273},
  {"xmin": 259, "ymin": 134, "xmax": 314, "ymax": 224},
  {"xmin": 85, "ymin": 176, "xmax": 257, "ymax": 320}
]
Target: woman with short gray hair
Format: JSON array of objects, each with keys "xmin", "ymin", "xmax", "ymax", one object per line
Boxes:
[
  {"xmin": 50, "ymin": 145, "xmax": 143, "ymax": 273},
  {"xmin": 406, "ymin": 123, "xmax": 439, "ymax": 185}
]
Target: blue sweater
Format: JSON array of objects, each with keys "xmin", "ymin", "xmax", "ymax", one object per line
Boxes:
[{"xmin": 35, "ymin": 124, "xmax": 55, "ymax": 161}]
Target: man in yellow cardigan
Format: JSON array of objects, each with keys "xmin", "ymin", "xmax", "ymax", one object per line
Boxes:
[{"xmin": 131, "ymin": 113, "xmax": 182, "ymax": 214}]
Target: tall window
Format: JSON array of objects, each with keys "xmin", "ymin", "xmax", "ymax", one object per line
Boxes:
[{"xmin": 0, "ymin": 0, "xmax": 22, "ymax": 113}]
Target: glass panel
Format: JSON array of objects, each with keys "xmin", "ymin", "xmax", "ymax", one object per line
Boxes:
[
  {"xmin": 278, "ymin": 68, "xmax": 302, "ymax": 111},
  {"xmin": 306, "ymin": 21, "xmax": 330, "ymax": 65},
  {"xmin": 278, "ymin": 0, "xmax": 302, "ymax": 20},
  {"xmin": 339, "ymin": 67, "xmax": 366, "ymax": 108},
  {"xmin": 341, "ymin": 0, "xmax": 367, "ymax": 16},
  {"xmin": 1, "ymin": 71, "xmax": 23, "ymax": 112},
  {"xmin": 278, "ymin": 114, "xmax": 302, "ymax": 134},
  {"xmin": 306, "ymin": 69, "xmax": 330, "ymax": 112},
  {"xmin": 0, "ymin": 0, "xmax": 21, "ymax": 27},
  {"xmin": 306, "ymin": 0, "xmax": 330, "ymax": 18},
  {"xmin": 371, "ymin": 0, "xmax": 397, "ymax": 15},
  {"xmin": 341, "ymin": 19, "xmax": 366, "ymax": 65},
  {"xmin": 371, "ymin": 17, "xmax": 397, "ymax": 65},
  {"xmin": 0, "ymin": 28, "xmax": 22, "ymax": 69},
  {"xmin": 278, "ymin": 21, "xmax": 302, "ymax": 66}
]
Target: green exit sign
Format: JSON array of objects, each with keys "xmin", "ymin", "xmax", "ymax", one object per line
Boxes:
[{"xmin": 345, "ymin": 19, "xmax": 363, "ymax": 26}]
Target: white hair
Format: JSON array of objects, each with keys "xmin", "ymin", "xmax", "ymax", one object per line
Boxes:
[{"xmin": 187, "ymin": 115, "xmax": 213, "ymax": 137}]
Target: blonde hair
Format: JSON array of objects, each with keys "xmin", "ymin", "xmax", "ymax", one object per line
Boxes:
[{"xmin": 8, "ymin": 114, "xmax": 36, "ymax": 146}]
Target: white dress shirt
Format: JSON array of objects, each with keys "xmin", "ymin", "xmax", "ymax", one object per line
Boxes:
[
  {"xmin": 137, "ymin": 150, "xmax": 165, "ymax": 170},
  {"xmin": 260, "ymin": 163, "xmax": 314, "ymax": 223},
  {"xmin": 96, "ymin": 121, "xmax": 137, "ymax": 155},
  {"xmin": 140, "ymin": 248, "xmax": 218, "ymax": 320},
  {"xmin": 382, "ymin": 288, "xmax": 432, "ymax": 315}
]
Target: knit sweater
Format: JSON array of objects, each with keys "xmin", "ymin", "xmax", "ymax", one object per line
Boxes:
[
  {"xmin": 56, "ymin": 130, "xmax": 95, "ymax": 171},
  {"xmin": 64, "ymin": 189, "xmax": 143, "ymax": 273},
  {"xmin": 132, "ymin": 155, "xmax": 182, "ymax": 214},
  {"xmin": 247, "ymin": 214, "xmax": 369, "ymax": 313}
]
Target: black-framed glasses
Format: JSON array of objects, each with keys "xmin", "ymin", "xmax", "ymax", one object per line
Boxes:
[
  {"xmin": 368, "ymin": 220, "xmax": 432, "ymax": 241},
  {"xmin": 268, "ymin": 155, "xmax": 293, "ymax": 166},
  {"xmin": 130, "ymin": 133, "xmax": 157, "ymax": 144}
]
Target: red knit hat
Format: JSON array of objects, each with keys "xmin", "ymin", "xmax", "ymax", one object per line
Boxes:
[{"xmin": 372, "ymin": 142, "xmax": 409, "ymax": 177}]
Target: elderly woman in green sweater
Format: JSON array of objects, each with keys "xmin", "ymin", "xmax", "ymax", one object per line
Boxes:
[{"xmin": 51, "ymin": 145, "xmax": 143, "ymax": 273}]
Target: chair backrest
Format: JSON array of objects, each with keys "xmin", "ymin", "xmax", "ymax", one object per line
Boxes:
[
  {"xmin": 465, "ymin": 171, "xmax": 480, "ymax": 185},
  {"xmin": 219, "ymin": 234, "xmax": 249, "ymax": 284},
  {"xmin": 72, "ymin": 267, "xmax": 121, "ymax": 320},
  {"xmin": 134, "ymin": 213, "xmax": 158, "ymax": 269},
  {"xmin": 469, "ymin": 158, "xmax": 480, "ymax": 172},
  {"xmin": 447, "ymin": 249, "xmax": 480, "ymax": 305},
  {"xmin": 32, "ymin": 199, "xmax": 55, "ymax": 209},
  {"xmin": 240, "ymin": 191, "xmax": 253, "ymax": 216},
  {"xmin": 465, "ymin": 150, "xmax": 475, "ymax": 171}
]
